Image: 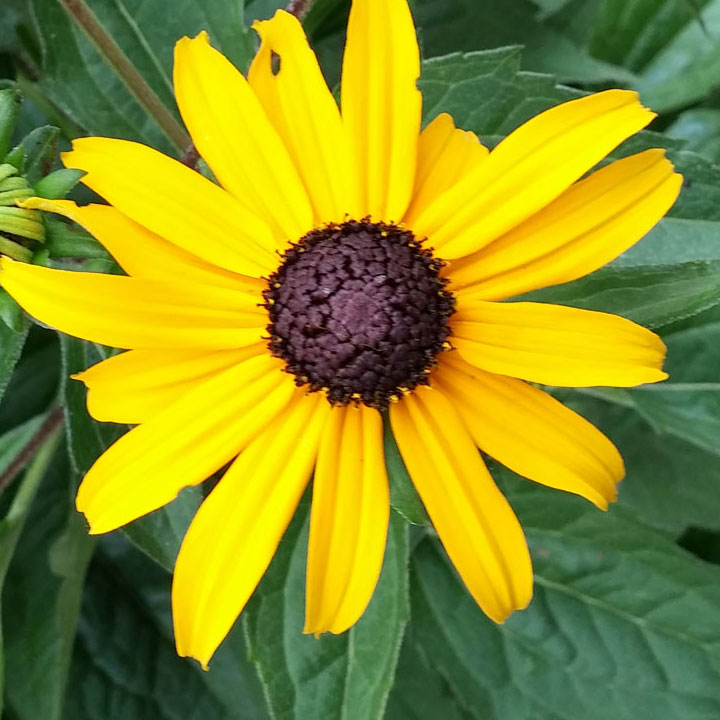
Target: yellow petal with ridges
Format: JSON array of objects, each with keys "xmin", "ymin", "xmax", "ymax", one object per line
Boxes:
[
  {"xmin": 404, "ymin": 113, "xmax": 488, "ymax": 227},
  {"xmin": 0, "ymin": 258, "xmax": 265, "ymax": 350},
  {"xmin": 342, "ymin": 0, "xmax": 421, "ymax": 222},
  {"xmin": 20, "ymin": 197, "xmax": 264, "ymax": 293},
  {"xmin": 77, "ymin": 355, "xmax": 295, "ymax": 535},
  {"xmin": 446, "ymin": 150, "xmax": 682, "ymax": 298},
  {"xmin": 173, "ymin": 391, "xmax": 329, "ymax": 669},
  {"xmin": 305, "ymin": 404, "xmax": 389, "ymax": 634},
  {"xmin": 76, "ymin": 345, "xmax": 266, "ymax": 424},
  {"xmin": 413, "ymin": 90, "xmax": 656, "ymax": 259},
  {"xmin": 434, "ymin": 353, "xmax": 622, "ymax": 508},
  {"xmin": 390, "ymin": 387, "xmax": 532, "ymax": 622},
  {"xmin": 451, "ymin": 299, "xmax": 667, "ymax": 387},
  {"xmin": 63, "ymin": 137, "xmax": 277, "ymax": 276},
  {"xmin": 248, "ymin": 11, "xmax": 357, "ymax": 224},
  {"xmin": 174, "ymin": 33, "xmax": 313, "ymax": 244}
]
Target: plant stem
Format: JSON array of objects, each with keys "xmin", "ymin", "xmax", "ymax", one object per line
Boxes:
[{"xmin": 57, "ymin": 0, "xmax": 190, "ymax": 152}]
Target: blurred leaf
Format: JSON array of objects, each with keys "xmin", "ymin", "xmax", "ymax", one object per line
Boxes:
[
  {"xmin": 414, "ymin": 0, "xmax": 635, "ymax": 84},
  {"xmin": 245, "ymin": 500, "xmax": 409, "ymax": 720},
  {"xmin": 409, "ymin": 478, "xmax": 720, "ymax": 720},
  {"xmin": 634, "ymin": 0, "xmax": 720, "ymax": 112},
  {"xmin": 28, "ymin": 0, "xmax": 254, "ymax": 154},
  {"xmin": 0, "ymin": 88, "xmax": 20, "ymax": 160},
  {"xmin": 0, "ymin": 423, "xmax": 61, "ymax": 717},
  {"xmin": 667, "ymin": 109, "xmax": 720, "ymax": 164},
  {"xmin": 3, "ymin": 437, "xmax": 95, "ymax": 720}
]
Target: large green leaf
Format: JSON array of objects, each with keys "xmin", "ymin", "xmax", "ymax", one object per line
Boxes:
[
  {"xmin": 0, "ymin": 422, "xmax": 62, "ymax": 717},
  {"xmin": 3, "ymin": 437, "xmax": 95, "ymax": 720},
  {"xmin": 70, "ymin": 532, "xmax": 270, "ymax": 720},
  {"xmin": 28, "ymin": 0, "xmax": 254, "ymax": 153},
  {"xmin": 245, "ymin": 499, "xmax": 409, "ymax": 720},
  {"xmin": 414, "ymin": 0, "xmax": 635, "ymax": 84},
  {"xmin": 523, "ymin": 261, "xmax": 720, "ymax": 329},
  {"xmin": 384, "ymin": 634, "xmax": 471, "ymax": 720},
  {"xmin": 409, "ymin": 476, "xmax": 720, "ymax": 720}
]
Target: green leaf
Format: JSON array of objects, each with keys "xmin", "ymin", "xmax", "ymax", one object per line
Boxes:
[
  {"xmin": 634, "ymin": 0, "xmax": 720, "ymax": 112},
  {"xmin": 60, "ymin": 336, "xmax": 122, "ymax": 477},
  {"xmin": 0, "ymin": 309, "xmax": 30, "ymax": 409},
  {"xmin": 0, "ymin": 88, "xmax": 20, "ymax": 160},
  {"xmin": 667, "ymin": 109, "xmax": 720, "ymax": 165},
  {"xmin": 409, "ymin": 478, "xmax": 720, "ymax": 720},
  {"xmin": 34, "ymin": 167, "xmax": 84, "ymax": 199},
  {"xmin": 413, "ymin": 0, "xmax": 635, "ymax": 84},
  {"xmin": 245, "ymin": 499, "xmax": 409, "ymax": 720},
  {"xmin": 3, "ymin": 437, "xmax": 95, "ymax": 720},
  {"xmin": 0, "ymin": 328, "xmax": 59, "ymax": 436},
  {"xmin": 561, "ymin": 393, "xmax": 720, "ymax": 534},
  {"xmin": 419, "ymin": 47, "xmax": 579, "ymax": 146},
  {"xmin": 522, "ymin": 261, "xmax": 720, "ymax": 329},
  {"xmin": 81, "ymin": 532, "xmax": 270, "ymax": 720},
  {"xmin": 122, "ymin": 487, "xmax": 202, "ymax": 572},
  {"xmin": 29, "ymin": 0, "xmax": 254, "ymax": 154},
  {"xmin": 16, "ymin": 125, "xmax": 60, "ymax": 185},
  {"xmin": 62, "ymin": 548, "xmax": 259, "ymax": 719},
  {"xmin": 559, "ymin": 301, "xmax": 720, "ymax": 534},
  {"xmin": 384, "ymin": 634, "xmax": 471, "ymax": 720},
  {"xmin": 0, "ymin": 423, "xmax": 62, "ymax": 717},
  {"xmin": 45, "ymin": 216, "xmax": 109, "ymax": 260},
  {"xmin": 383, "ymin": 415, "xmax": 427, "ymax": 525}
]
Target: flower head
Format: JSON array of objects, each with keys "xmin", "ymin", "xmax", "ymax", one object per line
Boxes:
[{"xmin": 0, "ymin": 0, "xmax": 681, "ymax": 668}]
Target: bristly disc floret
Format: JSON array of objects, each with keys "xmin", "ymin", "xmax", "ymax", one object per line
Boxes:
[{"xmin": 263, "ymin": 219, "xmax": 455, "ymax": 409}]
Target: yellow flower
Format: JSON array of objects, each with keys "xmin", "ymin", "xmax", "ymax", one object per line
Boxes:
[{"xmin": 1, "ymin": 0, "xmax": 680, "ymax": 669}]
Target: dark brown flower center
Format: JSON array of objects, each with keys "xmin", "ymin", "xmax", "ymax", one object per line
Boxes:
[{"xmin": 263, "ymin": 219, "xmax": 454, "ymax": 409}]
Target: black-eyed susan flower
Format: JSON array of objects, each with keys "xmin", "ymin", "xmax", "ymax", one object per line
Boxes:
[{"xmin": 0, "ymin": 0, "xmax": 681, "ymax": 669}]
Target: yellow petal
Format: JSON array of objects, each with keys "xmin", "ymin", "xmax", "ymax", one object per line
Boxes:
[
  {"xmin": 404, "ymin": 113, "xmax": 488, "ymax": 227},
  {"xmin": 77, "ymin": 355, "xmax": 295, "ymax": 534},
  {"xmin": 447, "ymin": 150, "xmax": 682, "ymax": 298},
  {"xmin": 0, "ymin": 258, "xmax": 266, "ymax": 350},
  {"xmin": 413, "ymin": 90, "xmax": 656, "ymax": 259},
  {"xmin": 174, "ymin": 33, "xmax": 313, "ymax": 244},
  {"xmin": 173, "ymin": 391, "xmax": 329, "ymax": 669},
  {"xmin": 63, "ymin": 137, "xmax": 277, "ymax": 276},
  {"xmin": 248, "ymin": 11, "xmax": 356, "ymax": 224},
  {"xmin": 76, "ymin": 345, "xmax": 266, "ymax": 424},
  {"xmin": 341, "ymin": 0, "xmax": 422, "ymax": 222},
  {"xmin": 305, "ymin": 404, "xmax": 389, "ymax": 634},
  {"xmin": 451, "ymin": 299, "xmax": 667, "ymax": 387},
  {"xmin": 390, "ymin": 388, "xmax": 532, "ymax": 622},
  {"xmin": 434, "ymin": 353, "xmax": 623, "ymax": 509},
  {"xmin": 20, "ymin": 198, "xmax": 264, "ymax": 293}
]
